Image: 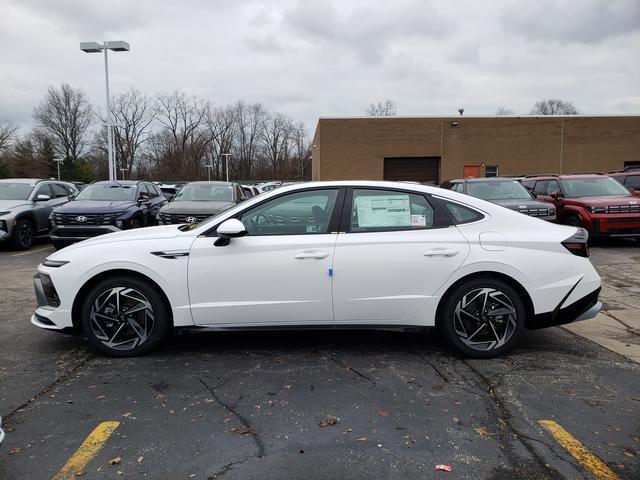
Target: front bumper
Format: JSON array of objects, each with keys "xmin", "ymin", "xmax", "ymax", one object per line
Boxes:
[
  {"xmin": 50, "ymin": 224, "xmax": 121, "ymax": 242},
  {"xmin": 528, "ymin": 287, "xmax": 601, "ymax": 330},
  {"xmin": 0, "ymin": 217, "xmax": 13, "ymax": 240},
  {"xmin": 588, "ymin": 215, "xmax": 640, "ymax": 237}
]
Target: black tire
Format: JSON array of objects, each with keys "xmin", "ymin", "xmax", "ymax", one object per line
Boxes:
[
  {"xmin": 437, "ymin": 278, "xmax": 526, "ymax": 359},
  {"xmin": 80, "ymin": 275, "xmax": 171, "ymax": 357},
  {"xmin": 10, "ymin": 218, "xmax": 34, "ymax": 250},
  {"xmin": 52, "ymin": 239, "xmax": 72, "ymax": 250},
  {"xmin": 563, "ymin": 215, "xmax": 582, "ymax": 228},
  {"xmin": 130, "ymin": 216, "xmax": 143, "ymax": 229}
]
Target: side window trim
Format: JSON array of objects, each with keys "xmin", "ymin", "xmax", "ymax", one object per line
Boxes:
[{"xmin": 432, "ymin": 196, "xmax": 486, "ymax": 225}]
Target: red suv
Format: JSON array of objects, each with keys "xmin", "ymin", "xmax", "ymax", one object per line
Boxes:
[
  {"xmin": 608, "ymin": 166, "xmax": 640, "ymax": 192},
  {"xmin": 521, "ymin": 173, "xmax": 640, "ymax": 241}
]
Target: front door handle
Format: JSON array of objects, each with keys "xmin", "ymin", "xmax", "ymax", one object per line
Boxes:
[
  {"xmin": 294, "ymin": 251, "xmax": 329, "ymax": 260},
  {"xmin": 423, "ymin": 249, "xmax": 459, "ymax": 257}
]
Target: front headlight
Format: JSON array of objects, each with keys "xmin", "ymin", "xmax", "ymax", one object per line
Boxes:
[
  {"xmin": 42, "ymin": 259, "xmax": 69, "ymax": 268},
  {"xmin": 589, "ymin": 206, "xmax": 607, "ymax": 214},
  {"xmin": 0, "ymin": 211, "xmax": 10, "ymax": 217}
]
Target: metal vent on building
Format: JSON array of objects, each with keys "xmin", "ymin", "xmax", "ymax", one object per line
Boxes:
[{"xmin": 383, "ymin": 157, "xmax": 440, "ymax": 184}]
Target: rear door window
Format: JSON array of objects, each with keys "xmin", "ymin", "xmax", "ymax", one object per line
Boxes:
[
  {"xmin": 533, "ymin": 181, "xmax": 549, "ymax": 195},
  {"xmin": 624, "ymin": 175, "xmax": 640, "ymax": 189},
  {"xmin": 349, "ymin": 189, "xmax": 434, "ymax": 233}
]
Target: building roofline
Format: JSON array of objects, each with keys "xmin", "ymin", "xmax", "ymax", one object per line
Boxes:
[{"xmin": 317, "ymin": 114, "xmax": 640, "ymax": 120}]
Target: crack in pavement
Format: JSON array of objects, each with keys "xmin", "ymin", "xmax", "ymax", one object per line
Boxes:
[
  {"xmin": 601, "ymin": 309, "xmax": 640, "ymax": 336},
  {"xmin": 2, "ymin": 354, "xmax": 91, "ymax": 422},
  {"xmin": 460, "ymin": 359, "xmax": 569, "ymax": 479},
  {"xmin": 410, "ymin": 348, "xmax": 450, "ymax": 383},
  {"xmin": 326, "ymin": 355, "xmax": 376, "ymax": 383},
  {"xmin": 198, "ymin": 377, "xmax": 265, "ymax": 459},
  {"xmin": 207, "ymin": 456, "xmax": 252, "ymax": 479}
]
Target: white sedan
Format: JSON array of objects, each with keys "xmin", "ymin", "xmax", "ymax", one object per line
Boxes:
[{"xmin": 32, "ymin": 181, "xmax": 601, "ymax": 358}]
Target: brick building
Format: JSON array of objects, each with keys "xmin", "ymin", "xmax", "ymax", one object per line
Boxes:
[{"xmin": 311, "ymin": 115, "xmax": 640, "ymax": 183}]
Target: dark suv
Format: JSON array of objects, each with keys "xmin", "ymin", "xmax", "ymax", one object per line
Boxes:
[
  {"xmin": 445, "ymin": 177, "xmax": 556, "ymax": 221},
  {"xmin": 522, "ymin": 173, "xmax": 640, "ymax": 240},
  {"xmin": 50, "ymin": 180, "xmax": 167, "ymax": 249},
  {"xmin": 608, "ymin": 166, "xmax": 640, "ymax": 192}
]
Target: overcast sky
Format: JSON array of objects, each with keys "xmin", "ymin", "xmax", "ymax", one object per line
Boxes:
[{"xmin": 1, "ymin": 0, "xmax": 639, "ymax": 133}]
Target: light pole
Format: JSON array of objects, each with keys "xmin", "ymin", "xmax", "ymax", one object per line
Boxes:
[
  {"xmin": 80, "ymin": 41, "xmax": 130, "ymax": 181},
  {"xmin": 205, "ymin": 164, "xmax": 213, "ymax": 182},
  {"xmin": 120, "ymin": 168, "xmax": 127, "ymax": 180},
  {"xmin": 53, "ymin": 157, "xmax": 64, "ymax": 180},
  {"xmin": 221, "ymin": 153, "xmax": 231, "ymax": 182}
]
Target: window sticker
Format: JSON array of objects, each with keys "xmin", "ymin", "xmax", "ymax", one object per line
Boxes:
[
  {"xmin": 306, "ymin": 225, "xmax": 318, "ymax": 233},
  {"xmin": 411, "ymin": 214, "xmax": 426, "ymax": 227},
  {"xmin": 355, "ymin": 195, "xmax": 411, "ymax": 228}
]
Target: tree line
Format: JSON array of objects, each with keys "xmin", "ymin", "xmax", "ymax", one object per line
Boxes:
[{"xmin": 0, "ymin": 84, "xmax": 312, "ymax": 182}]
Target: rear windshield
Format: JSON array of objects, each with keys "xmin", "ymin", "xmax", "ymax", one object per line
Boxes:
[
  {"xmin": 466, "ymin": 181, "xmax": 532, "ymax": 201},
  {"xmin": 562, "ymin": 177, "xmax": 630, "ymax": 198},
  {"xmin": 0, "ymin": 182, "xmax": 34, "ymax": 200},
  {"xmin": 75, "ymin": 184, "xmax": 137, "ymax": 201}
]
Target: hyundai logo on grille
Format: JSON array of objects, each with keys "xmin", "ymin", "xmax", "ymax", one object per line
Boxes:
[
  {"xmin": 185, "ymin": 216, "xmax": 197, "ymax": 223},
  {"xmin": 76, "ymin": 216, "xmax": 87, "ymax": 223}
]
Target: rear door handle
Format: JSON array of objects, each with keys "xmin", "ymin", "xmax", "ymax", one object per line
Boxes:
[
  {"xmin": 423, "ymin": 249, "xmax": 459, "ymax": 257},
  {"xmin": 294, "ymin": 251, "xmax": 329, "ymax": 260}
]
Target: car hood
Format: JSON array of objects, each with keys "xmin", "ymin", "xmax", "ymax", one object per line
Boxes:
[
  {"xmin": 0, "ymin": 199, "xmax": 31, "ymax": 211},
  {"xmin": 569, "ymin": 195, "xmax": 638, "ymax": 206},
  {"xmin": 490, "ymin": 198, "xmax": 554, "ymax": 210},
  {"xmin": 55, "ymin": 225, "xmax": 186, "ymax": 253},
  {"xmin": 53, "ymin": 200, "xmax": 136, "ymax": 213},
  {"xmin": 160, "ymin": 201, "xmax": 234, "ymax": 215}
]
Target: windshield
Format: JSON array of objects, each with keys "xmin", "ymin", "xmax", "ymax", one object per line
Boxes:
[
  {"xmin": 173, "ymin": 184, "xmax": 234, "ymax": 202},
  {"xmin": 562, "ymin": 177, "xmax": 631, "ymax": 198},
  {"xmin": 466, "ymin": 181, "xmax": 533, "ymax": 201},
  {"xmin": 0, "ymin": 183, "xmax": 35, "ymax": 200},
  {"xmin": 75, "ymin": 184, "xmax": 137, "ymax": 201}
]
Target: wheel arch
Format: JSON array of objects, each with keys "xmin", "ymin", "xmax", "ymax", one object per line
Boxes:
[
  {"xmin": 71, "ymin": 268, "xmax": 174, "ymax": 332},
  {"xmin": 435, "ymin": 271, "xmax": 535, "ymax": 328}
]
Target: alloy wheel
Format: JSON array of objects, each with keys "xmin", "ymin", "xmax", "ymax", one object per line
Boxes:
[
  {"xmin": 453, "ymin": 287, "xmax": 518, "ymax": 352},
  {"xmin": 17, "ymin": 222, "xmax": 33, "ymax": 248},
  {"xmin": 89, "ymin": 287, "xmax": 155, "ymax": 351}
]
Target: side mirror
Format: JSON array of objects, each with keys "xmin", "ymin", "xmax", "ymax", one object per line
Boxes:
[
  {"xmin": 35, "ymin": 194, "xmax": 51, "ymax": 202},
  {"xmin": 629, "ymin": 188, "xmax": 640, "ymax": 196},
  {"xmin": 214, "ymin": 219, "xmax": 247, "ymax": 247},
  {"xmin": 550, "ymin": 191, "xmax": 560, "ymax": 200},
  {"xmin": 68, "ymin": 194, "xmax": 76, "ymax": 201}
]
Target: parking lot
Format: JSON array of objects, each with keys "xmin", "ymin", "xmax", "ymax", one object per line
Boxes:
[{"xmin": 0, "ymin": 240, "xmax": 639, "ymax": 479}]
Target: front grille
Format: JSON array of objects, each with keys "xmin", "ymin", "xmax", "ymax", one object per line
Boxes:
[
  {"xmin": 607, "ymin": 205, "xmax": 640, "ymax": 214},
  {"xmin": 160, "ymin": 213, "xmax": 210, "ymax": 224},
  {"xmin": 517, "ymin": 208, "xmax": 553, "ymax": 217},
  {"xmin": 54, "ymin": 213, "xmax": 118, "ymax": 225},
  {"xmin": 610, "ymin": 217, "xmax": 640, "ymax": 224}
]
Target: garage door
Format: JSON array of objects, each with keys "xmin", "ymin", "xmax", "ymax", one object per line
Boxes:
[{"xmin": 383, "ymin": 157, "xmax": 440, "ymax": 184}]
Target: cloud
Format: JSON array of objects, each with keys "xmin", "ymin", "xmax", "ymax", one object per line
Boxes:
[{"xmin": 500, "ymin": 0, "xmax": 640, "ymax": 44}]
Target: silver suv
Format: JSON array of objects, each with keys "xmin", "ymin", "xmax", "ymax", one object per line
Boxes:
[{"xmin": 0, "ymin": 178, "xmax": 78, "ymax": 250}]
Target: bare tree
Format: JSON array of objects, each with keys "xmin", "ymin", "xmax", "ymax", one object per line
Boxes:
[
  {"xmin": 153, "ymin": 91, "xmax": 212, "ymax": 179},
  {"xmin": 0, "ymin": 120, "xmax": 19, "ymax": 151},
  {"xmin": 531, "ymin": 99, "xmax": 579, "ymax": 115},
  {"xmin": 292, "ymin": 121, "xmax": 311, "ymax": 181},
  {"xmin": 206, "ymin": 105, "xmax": 237, "ymax": 180},
  {"xmin": 261, "ymin": 112, "xmax": 294, "ymax": 178},
  {"xmin": 495, "ymin": 106, "xmax": 515, "ymax": 116},
  {"xmin": 111, "ymin": 89, "xmax": 155, "ymax": 176},
  {"xmin": 33, "ymin": 83, "xmax": 93, "ymax": 162},
  {"xmin": 366, "ymin": 99, "xmax": 397, "ymax": 116},
  {"xmin": 234, "ymin": 101, "xmax": 267, "ymax": 179}
]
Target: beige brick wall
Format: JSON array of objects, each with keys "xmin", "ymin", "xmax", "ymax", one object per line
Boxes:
[{"xmin": 312, "ymin": 116, "xmax": 640, "ymax": 182}]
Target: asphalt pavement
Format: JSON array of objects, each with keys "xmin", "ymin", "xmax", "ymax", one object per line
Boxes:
[{"xmin": 0, "ymin": 240, "xmax": 638, "ymax": 479}]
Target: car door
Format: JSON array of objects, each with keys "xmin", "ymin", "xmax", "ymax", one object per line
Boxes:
[
  {"xmin": 187, "ymin": 187, "xmax": 344, "ymax": 326},
  {"xmin": 332, "ymin": 187, "xmax": 470, "ymax": 324},
  {"xmin": 145, "ymin": 183, "xmax": 165, "ymax": 223},
  {"xmin": 31, "ymin": 183, "xmax": 58, "ymax": 231}
]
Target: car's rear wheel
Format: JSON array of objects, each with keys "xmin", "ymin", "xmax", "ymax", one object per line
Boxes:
[
  {"xmin": 80, "ymin": 276, "xmax": 171, "ymax": 357},
  {"xmin": 10, "ymin": 218, "xmax": 34, "ymax": 250},
  {"xmin": 438, "ymin": 278, "xmax": 525, "ymax": 358}
]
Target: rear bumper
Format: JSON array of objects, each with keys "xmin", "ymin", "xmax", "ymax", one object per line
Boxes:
[
  {"xmin": 50, "ymin": 224, "xmax": 121, "ymax": 242},
  {"xmin": 527, "ymin": 287, "xmax": 601, "ymax": 330}
]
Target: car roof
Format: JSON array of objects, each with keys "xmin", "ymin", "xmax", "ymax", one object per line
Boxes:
[
  {"xmin": 184, "ymin": 181, "xmax": 235, "ymax": 186},
  {"xmin": 92, "ymin": 180, "xmax": 142, "ymax": 186},
  {"xmin": 449, "ymin": 177, "xmax": 520, "ymax": 183},
  {"xmin": 524, "ymin": 173, "xmax": 607, "ymax": 180},
  {"xmin": 0, "ymin": 178, "xmax": 44, "ymax": 184}
]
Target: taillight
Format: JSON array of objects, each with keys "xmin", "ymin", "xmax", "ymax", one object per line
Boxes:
[{"xmin": 562, "ymin": 228, "xmax": 589, "ymax": 257}]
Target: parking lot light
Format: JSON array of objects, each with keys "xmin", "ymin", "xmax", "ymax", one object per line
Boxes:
[{"xmin": 80, "ymin": 41, "xmax": 130, "ymax": 182}]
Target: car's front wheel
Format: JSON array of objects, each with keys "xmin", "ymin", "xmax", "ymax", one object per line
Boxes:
[
  {"xmin": 438, "ymin": 278, "xmax": 525, "ymax": 358},
  {"xmin": 10, "ymin": 218, "xmax": 34, "ymax": 250},
  {"xmin": 80, "ymin": 276, "xmax": 171, "ymax": 357}
]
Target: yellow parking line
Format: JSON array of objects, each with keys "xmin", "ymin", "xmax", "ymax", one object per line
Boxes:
[
  {"xmin": 13, "ymin": 246, "xmax": 53, "ymax": 257},
  {"xmin": 52, "ymin": 421, "xmax": 120, "ymax": 480},
  {"xmin": 539, "ymin": 419, "xmax": 619, "ymax": 480}
]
